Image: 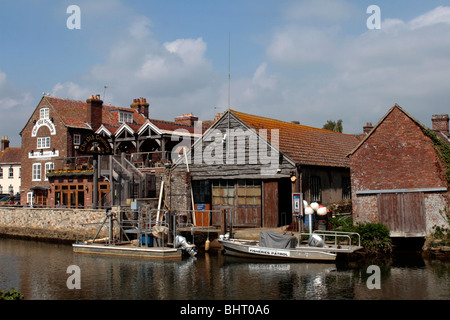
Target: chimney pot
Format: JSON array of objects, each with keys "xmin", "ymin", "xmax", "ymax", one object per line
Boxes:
[
  {"xmin": 1, "ymin": 136, "xmax": 10, "ymax": 152},
  {"xmin": 363, "ymin": 122, "xmax": 374, "ymax": 134},
  {"xmin": 86, "ymin": 95, "xmax": 103, "ymax": 130},
  {"xmin": 432, "ymin": 114, "xmax": 450, "ymax": 138}
]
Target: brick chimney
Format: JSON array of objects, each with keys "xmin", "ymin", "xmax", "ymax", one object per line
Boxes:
[
  {"xmin": 432, "ymin": 114, "xmax": 449, "ymax": 138},
  {"xmin": 363, "ymin": 122, "xmax": 374, "ymax": 134},
  {"xmin": 1, "ymin": 136, "xmax": 9, "ymax": 152},
  {"xmin": 174, "ymin": 113, "xmax": 199, "ymax": 126},
  {"xmin": 86, "ymin": 94, "xmax": 103, "ymax": 131},
  {"xmin": 130, "ymin": 97, "xmax": 149, "ymax": 118}
]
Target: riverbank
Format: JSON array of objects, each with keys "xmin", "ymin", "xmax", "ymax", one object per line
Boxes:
[
  {"xmin": 1, "ymin": 207, "xmax": 449, "ymax": 260},
  {"xmin": 0, "ymin": 207, "xmax": 109, "ymax": 243}
]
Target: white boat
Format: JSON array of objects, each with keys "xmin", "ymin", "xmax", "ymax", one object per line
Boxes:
[{"xmin": 218, "ymin": 230, "xmax": 363, "ymax": 262}]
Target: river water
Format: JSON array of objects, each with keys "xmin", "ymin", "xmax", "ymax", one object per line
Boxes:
[{"xmin": 0, "ymin": 238, "xmax": 449, "ymax": 301}]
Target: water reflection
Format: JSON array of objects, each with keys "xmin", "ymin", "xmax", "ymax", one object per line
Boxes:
[{"xmin": 0, "ymin": 238, "xmax": 449, "ymax": 300}]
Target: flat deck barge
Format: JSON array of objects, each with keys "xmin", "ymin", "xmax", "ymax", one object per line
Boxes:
[{"xmin": 73, "ymin": 242, "xmax": 182, "ymax": 259}]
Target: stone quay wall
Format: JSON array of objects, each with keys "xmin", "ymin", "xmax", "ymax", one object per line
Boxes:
[{"xmin": 0, "ymin": 207, "xmax": 110, "ymax": 243}]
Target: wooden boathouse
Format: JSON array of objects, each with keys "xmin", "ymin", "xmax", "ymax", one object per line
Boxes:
[{"xmin": 170, "ymin": 110, "xmax": 361, "ymax": 228}]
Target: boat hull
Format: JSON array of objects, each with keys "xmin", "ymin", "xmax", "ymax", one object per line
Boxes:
[
  {"xmin": 73, "ymin": 243, "xmax": 182, "ymax": 260},
  {"xmin": 219, "ymin": 239, "xmax": 339, "ymax": 261}
]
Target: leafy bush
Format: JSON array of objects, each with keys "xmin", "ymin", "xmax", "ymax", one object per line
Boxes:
[
  {"xmin": 328, "ymin": 215, "xmax": 355, "ymax": 231},
  {"xmin": 0, "ymin": 287, "xmax": 24, "ymax": 300},
  {"xmin": 429, "ymin": 208, "xmax": 450, "ymax": 247},
  {"xmin": 430, "ymin": 225, "xmax": 450, "ymax": 247},
  {"xmin": 329, "ymin": 217, "xmax": 392, "ymax": 255},
  {"xmin": 355, "ymin": 222, "xmax": 393, "ymax": 255}
]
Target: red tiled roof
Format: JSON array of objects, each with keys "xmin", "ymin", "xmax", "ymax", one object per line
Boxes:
[
  {"xmin": 42, "ymin": 96, "xmax": 200, "ymax": 134},
  {"xmin": 0, "ymin": 147, "xmax": 21, "ymax": 163},
  {"xmin": 231, "ymin": 110, "xmax": 361, "ymax": 167},
  {"xmin": 148, "ymin": 118, "xmax": 198, "ymax": 134}
]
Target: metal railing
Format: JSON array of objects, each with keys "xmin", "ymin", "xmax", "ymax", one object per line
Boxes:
[
  {"xmin": 125, "ymin": 151, "xmax": 172, "ymax": 169},
  {"xmin": 309, "ymin": 230, "xmax": 361, "ymax": 248}
]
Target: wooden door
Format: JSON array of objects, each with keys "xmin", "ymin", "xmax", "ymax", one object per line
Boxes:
[
  {"xmin": 263, "ymin": 181, "xmax": 278, "ymax": 227},
  {"xmin": 401, "ymin": 193, "xmax": 426, "ymax": 235},
  {"xmin": 377, "ymin": 193, "xmax": 426, "ymax": 237}
]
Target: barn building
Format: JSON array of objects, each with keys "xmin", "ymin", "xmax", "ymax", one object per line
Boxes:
[{"xmin": 348, "ymin": 105, "xmax": 450, "ymax": 237}]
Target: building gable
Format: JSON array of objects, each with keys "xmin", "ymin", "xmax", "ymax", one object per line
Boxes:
[
  {"xmin": 349, "ymin": 105, "xmax": 448, "ymax": 192},
  {"xmin": 175, "ymin": 110, "xmax": 296, "ymax": 179}
]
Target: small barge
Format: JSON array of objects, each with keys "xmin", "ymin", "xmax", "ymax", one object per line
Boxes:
[
  {"xmin": 72, "ymin": 208, "xmax": 198, "ymax": 260},
  {"xmin": 73, "ymin": 242, "xmax": 182, "ymax": 259},
  {"xmin": 219, "ymin": 230, "xmax": 363, "ymax": 262}
]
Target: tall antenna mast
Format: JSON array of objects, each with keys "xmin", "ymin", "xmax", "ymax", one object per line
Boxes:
[
  {"xmin": 228, "ymin": 32, "xmax": 231, "ymax": 111},
  {"xmin": 227, "ymin": 32, "xmax": 231, "ymax": 161}
]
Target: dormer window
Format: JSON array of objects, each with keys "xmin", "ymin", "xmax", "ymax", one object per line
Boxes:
[
  {"xmin": 40, "ymin": 107, "xmax": 49, "ymax": 119},
  {"xmin": 119, "ymin": 111, "xmax": 133, "ymax": 124}
]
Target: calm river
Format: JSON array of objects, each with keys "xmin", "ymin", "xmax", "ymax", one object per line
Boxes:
[{"xmin": 1, "ymin": 238, "xmax": 449, "ymax": 301}]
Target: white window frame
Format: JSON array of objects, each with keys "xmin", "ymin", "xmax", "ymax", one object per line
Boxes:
[
  {"xmin": 32, "ymin": 163, "xmax": 42, "ymax": 181},
  {"xmin": 119, "ymin": 112, "xmax": 133, "ymax": 123},
  {"xmin": 45, "ymin": 162, "xmax": 54, "ymax": 181},
  {"xmin": 8, "ymin": 167, "xmax": 13, "ymax": 179},
  {"xmin": 37, "ymin": 137, "xmax": 51, "ymax": 149},
  {"xmin": 73, "ymin": 134, "xmax": 81, "ymax": 145},
  {"xmin": 27, "ymin": 192, "xmax": 34, "ymax": 206},
  {"xmin": 40, "ymin": 107, "xmax": 49, "ymax": 119}
]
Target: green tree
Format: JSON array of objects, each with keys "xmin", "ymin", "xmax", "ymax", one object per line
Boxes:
[{"xmin": 323, "ymin": 119, "xmax": 343, "ymax": 133}]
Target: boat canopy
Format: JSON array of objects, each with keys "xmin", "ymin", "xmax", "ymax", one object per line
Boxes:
[{"xmin": 259, "ymin": 231, "xmax": 298, "ymax": 249}]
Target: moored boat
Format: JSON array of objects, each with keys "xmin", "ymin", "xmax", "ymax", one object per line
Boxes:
[{"xmin": 218, "ymin": 230, "xmax": 363, "ymax": 262}]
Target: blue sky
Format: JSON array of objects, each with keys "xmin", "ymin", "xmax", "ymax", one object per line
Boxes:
[{"xmin": 1, "ymin": 0, "xmax": 450, "ymax": 147}]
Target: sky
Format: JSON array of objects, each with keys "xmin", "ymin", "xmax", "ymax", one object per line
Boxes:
[{"xmin": 1, "ymin": 0, "xmax": 450, "ymax": 147}]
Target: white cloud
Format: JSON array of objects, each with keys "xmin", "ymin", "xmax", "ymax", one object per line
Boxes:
[
  {"xmin": 51, "ymin": 82, "xmax": 90, "ymax": 100},
  {"xmin": 128, "ymin": 18, "xmax": 152, "ymax": 39},
  {"xmin": 409, "ymin": 6, "xmax": 450, "ymax": 29},
  {"xmin": 266, "ymin": 25, "xmax": 337, "ymax": 65},
  {"xmin": 252, "ymin": 4, "xmax": 450, "ymax": 133},
  {"xmin": 53, "ymin": 14, "xmax": 221, "ymax": 119},
  {"xmin": 44, "ymin": 2, "xmax": 450, "ymax": 136}
]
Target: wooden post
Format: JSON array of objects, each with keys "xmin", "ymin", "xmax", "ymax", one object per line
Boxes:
[
  {"xmin": 221, "ymin": 208, "xmax": 227, "ymax": 235},
  {"xmin": 92, "ymin": 154, "xmax": 98, "ymax": 209}
]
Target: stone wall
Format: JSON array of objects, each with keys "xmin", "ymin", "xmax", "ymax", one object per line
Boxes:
[{"xmin": 0, "ymin": 207, "xmax": 110, "ymax": 243}]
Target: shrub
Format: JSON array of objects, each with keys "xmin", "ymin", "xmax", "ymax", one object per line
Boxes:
[
  {"xmin": 328, "ymin": 215, "xmax": 355, "ymax": 231},
  {"xmin": 329, "ymin": 217, "xmax": 392, "ymax": 255},
  {"xmin": 355, "ymin": 222, "xmax": 393, "ymax": 255},
  {"xmin": 0, "ymin": 287, "xmax": 24, "ymax": 300}
]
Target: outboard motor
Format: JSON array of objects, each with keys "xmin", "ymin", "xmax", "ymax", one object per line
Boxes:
[
  {"xmin": 308, "ymin": 234, "xmax": 325, "ymax": 247},
  {"xmin": 175, "ymin": 235, "xmax": 198, "ymax": 257}
]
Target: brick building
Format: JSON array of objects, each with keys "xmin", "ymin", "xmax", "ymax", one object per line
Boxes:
[
  {"xmin": 20, "ymin": 94, "xmax": 203, "ymax": 208},
  {"xmin": 348, "ymin": 104, "xmax": 450, "ymax": 237}
]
